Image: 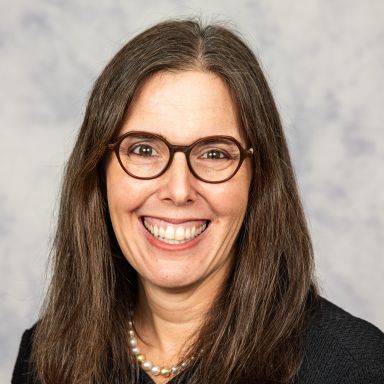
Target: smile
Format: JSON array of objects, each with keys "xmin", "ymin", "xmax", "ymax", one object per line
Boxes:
[{"xmin": 142, "ymin": 217, "xmax": 209, "ymax": 244}]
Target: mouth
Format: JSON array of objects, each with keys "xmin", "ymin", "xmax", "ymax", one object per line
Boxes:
[{"xmin": 141, "ymin": 216, "xmax": 210, "ymax": 245}]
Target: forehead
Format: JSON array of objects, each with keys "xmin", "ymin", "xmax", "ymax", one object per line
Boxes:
[{"xmin": 120, "ymin": 70, "xmax": 244, "ymax": 144}]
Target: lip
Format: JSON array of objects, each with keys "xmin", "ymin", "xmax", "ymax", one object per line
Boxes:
[
  {"xmin": 141, "ymin": 215, "xmax": 210, "ymax": 224},
  {"xmin": 139, "ymin": 216, "xmax": 210, "ymax": 252}
]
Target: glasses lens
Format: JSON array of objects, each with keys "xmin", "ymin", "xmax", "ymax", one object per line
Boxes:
[
  {"xmin": 118, "ymin": 133, "xmax": 169, "ymax": 178},
  {"xmin": 190, "ymin": 138, "xmax": 241, "ymax": 182}
]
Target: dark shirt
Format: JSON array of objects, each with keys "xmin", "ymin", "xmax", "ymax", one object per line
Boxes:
[{"xmin": 12, "ymin": 297, "xmax": 384, "ymax": 383}]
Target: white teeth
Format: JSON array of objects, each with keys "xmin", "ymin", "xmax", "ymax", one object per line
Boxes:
[
  {"xmin": 165, "ymin": 226, "xmax": 175, "ymax": 240},
  {"xmin": 143, "ymin": 219, "xmax": 208, "ymax": 244},
  {"xmin": 175, "ymin": 227, "xmax": 184, "ymax": 241}
]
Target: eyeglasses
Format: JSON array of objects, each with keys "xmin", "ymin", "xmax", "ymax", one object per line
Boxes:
[{"xmin": 107, "ymin": 131, "xmax": 253, "ymax": 183}]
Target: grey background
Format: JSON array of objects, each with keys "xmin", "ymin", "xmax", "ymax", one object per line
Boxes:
[{"xmin": 1, "ymin": 0, "xmax": 383, "ymax": 381}]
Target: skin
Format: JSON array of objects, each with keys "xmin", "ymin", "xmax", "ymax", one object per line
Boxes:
[{"xmin": 106, "ymin": 70, "xmax": 252, "ymax": 380}]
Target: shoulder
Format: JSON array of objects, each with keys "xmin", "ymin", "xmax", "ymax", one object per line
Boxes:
[
  {"xmin": 296, "ymin": 297, "xmax": 384, "ymax": 384},
  {"xmin": 12, "ymin": 325, "xmax": 37, "ymax": 384}
]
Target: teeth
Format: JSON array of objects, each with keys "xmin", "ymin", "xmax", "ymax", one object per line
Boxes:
[
  {"xmin": 175, "ymin": 227, "xmax": 184, "ymax": 241},
  {"xmin": 165, "ymin": 226, "xmax": 175, "ymax": 240},
  {"xmin": 143, "ymin": 219, "xmax": 208, "ymax": 244}
]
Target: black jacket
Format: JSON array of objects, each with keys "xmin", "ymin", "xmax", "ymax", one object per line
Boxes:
[{"xmin": 12, "ymin": 297, "xmax": 384, "ymax": 383}]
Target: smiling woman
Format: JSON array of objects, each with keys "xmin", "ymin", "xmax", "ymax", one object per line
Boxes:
[
  {"xmin": 12, "ymin": 18, "xmax": 384, "ymax": 384},
  {"xmin": 106, "ymin": 71, "xmax": 252, "ymax": 290}
]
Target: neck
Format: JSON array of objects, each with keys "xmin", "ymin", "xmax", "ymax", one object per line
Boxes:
[{"xmin": 134, "ymin": 268, "xmax": 229, "ymax": 360}]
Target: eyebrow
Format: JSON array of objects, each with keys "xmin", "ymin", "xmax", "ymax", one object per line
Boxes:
[
  {"xmin": 196, "ymin": 138, "xmax": 237, "ymax": 145},
  {"xmin": 127, "ymin": 133, "xmax": 163, "ymax": 141}
]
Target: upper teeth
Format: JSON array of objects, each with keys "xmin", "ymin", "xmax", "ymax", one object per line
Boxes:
[{"xmin": 143, "ymin": 220, "xmax": 207, "ymax": 244}]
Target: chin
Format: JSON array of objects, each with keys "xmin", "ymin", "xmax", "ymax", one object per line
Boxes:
[{"xmin": 145, "ymin": 268, "xmax": 201, "ymax": 290}]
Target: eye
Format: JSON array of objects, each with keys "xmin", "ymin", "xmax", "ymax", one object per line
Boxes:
[
  {"xmin": 201, "ymin": 149, "xmax": 231, "ymax": 160},
  {"xmin": 129, "ymin": 144, "xmax": 158, "ymax": 157}
]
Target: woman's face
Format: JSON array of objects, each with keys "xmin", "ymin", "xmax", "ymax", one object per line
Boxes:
[{"xmin": 106, "ymin": 70, "xmax": 252, "ymax": 290}]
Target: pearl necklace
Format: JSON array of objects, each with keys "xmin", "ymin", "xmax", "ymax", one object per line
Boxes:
[{"xmin": 128, "ymin": 320, "xmax": 194, "ymax": 378}]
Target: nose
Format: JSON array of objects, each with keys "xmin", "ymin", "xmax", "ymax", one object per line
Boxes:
[{"xmin": 158, "ymin": 152, "xmax": 197, "ymax": 206}]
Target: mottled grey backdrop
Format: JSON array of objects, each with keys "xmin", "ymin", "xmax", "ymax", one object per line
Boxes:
[{"xmin": 1, "ymin": 0, "xmax": 383, "ymax": 381}]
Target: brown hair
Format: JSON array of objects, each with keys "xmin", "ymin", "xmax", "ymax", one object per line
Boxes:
[{"xmin": 32, "ymin": 17, "xmax": 318, "ymax": 383}]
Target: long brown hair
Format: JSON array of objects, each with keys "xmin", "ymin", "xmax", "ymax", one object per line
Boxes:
[{"xmin": 32, "ymin": 17, "xmax": 318, "ymax": 383}]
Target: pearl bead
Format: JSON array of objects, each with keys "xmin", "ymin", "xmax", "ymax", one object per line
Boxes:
[
  {"xmin": 142, "ymin": 361, "xmax": 153, "ymax": 371},
  {"xmin": 129, "ymin": 337, "xmax": 137, "ymax": 347},
  {"xmin": 171, "ymin": 366, "xmax": 179, "ymax": 374},
  {"xmin": 128, "ymin": 330, "xmax": 135, "ymax": 337},
  {"xmin": 131, "ymin": 346, "xmax": 140, "ymax": 354},
  {"xmin": 136, "ymin": 353, "xmax": 145, "ymax": 364},
  {"xmin": 160, "ymin": 367, "xmax": 171, "ymax": 377},
  {"xmin": 151, "ymin": 365, "xmax": 161, "ymax": 375},
  {"xmin": 137, "ymin": 354, "xmax": 145, "ymax": 363}
]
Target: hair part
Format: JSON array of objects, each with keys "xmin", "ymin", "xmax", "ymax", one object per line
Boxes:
[{"xmin": 32, "ymin": 16, "xmax": 318, "ymax": 383}]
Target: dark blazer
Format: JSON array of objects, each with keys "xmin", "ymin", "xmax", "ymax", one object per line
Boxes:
[{"xmin": 12, "ymin": 297, "xmax": 384, "ymax": 383}]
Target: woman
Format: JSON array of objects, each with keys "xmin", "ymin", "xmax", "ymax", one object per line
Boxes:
[{"xmin": 13, "ymin": 18, "xmax": 384, "ymax": 384}]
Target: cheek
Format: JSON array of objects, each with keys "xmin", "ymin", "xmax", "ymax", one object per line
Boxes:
[
  {"xmin": 106, "ymin": 162, "xmax": 148, "ymax": 220},
  {"xmin": 204, "ymin": 177, "xmax": 250, "ymax": 221},
  {"xmin": 108, "ymin": 180, "xmax": 137, "ymax": 212}
]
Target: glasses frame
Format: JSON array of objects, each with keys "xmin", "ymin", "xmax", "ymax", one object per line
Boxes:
[{"xmin": 107, "ymin": 131, "xmax": 254, "ymax": 184}]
